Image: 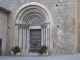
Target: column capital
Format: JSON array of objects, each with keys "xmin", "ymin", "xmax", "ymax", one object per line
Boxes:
[
  {"xmin": 17, "ymin": 24, "xmax": 29, "ymax": 28},
  {"xmin": 41, "ymin": 24, "xmax": 47, "ymax": 28}
]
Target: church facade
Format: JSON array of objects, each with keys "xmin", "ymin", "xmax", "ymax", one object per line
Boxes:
[{"xmin": 0, "ymin": 0, "xmax": 80, "ymax": 56}]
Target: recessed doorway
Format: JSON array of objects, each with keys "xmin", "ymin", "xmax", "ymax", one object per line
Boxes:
[{"xmin": 30, "ymin": 29, "xmax": 41, "ymax": 52}]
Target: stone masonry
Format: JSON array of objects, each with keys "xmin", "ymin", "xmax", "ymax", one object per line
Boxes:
[
  {"xmin": 0, "ymin": 10, "xmax": 8, "ymax": 55},
  {"xmin": 0, "ymin": 0, "xmax": 77, "ymax": 55},
  {"xmin": 76, "ymin": 0, "xmax": 80, "ymax": 52}
]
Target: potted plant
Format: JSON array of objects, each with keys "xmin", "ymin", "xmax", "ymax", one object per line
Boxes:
[
  {"xmin": 38, "ymin": 45, "xmax": 48, "ymax": 56},
  {"xmin": 11, "ymin": 46, "xmax": 21, "ymax": 55}
]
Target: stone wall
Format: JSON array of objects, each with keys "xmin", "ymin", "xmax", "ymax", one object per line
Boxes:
[
  {"xmin": 76, "ymin": 0, "xmax": 80, "ymax": 52},
  {"xmin": 0, "ymin": 10, "xmax": 8, "ymax": 55},
  {"xmin": 0, "ymin": 0, "xmax": 76, "ymax": 55},
  {"xmin": 52, "ymin": 0, "xmax": 76, "ymax": 54}
]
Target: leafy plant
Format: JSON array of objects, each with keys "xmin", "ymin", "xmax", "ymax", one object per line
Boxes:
[
  {"xmin": 38, "ymin": 45, "xmax": 47, "ymax": 55},
  {"xmin": 11, "ymin": 46, "xmax": 21, "ymax": 55}
]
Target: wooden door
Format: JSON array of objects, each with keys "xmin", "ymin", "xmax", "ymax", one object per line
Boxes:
[{"xmin": 30, "ymin": 29, "xmax": 41, "ymax": 52}]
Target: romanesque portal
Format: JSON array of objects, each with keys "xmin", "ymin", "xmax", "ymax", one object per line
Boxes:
[{"xmin": 14, "ymin": 2, "xmax": 53, "ymax": 55}]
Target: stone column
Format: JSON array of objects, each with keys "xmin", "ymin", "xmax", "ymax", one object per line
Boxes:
[
  {"xmin": 43, "ymin": 28, "xmax": 45, "ymax": 45},
  {"xmin": 41, "ymin": 28, "xmax": 43, "ymax": 46},
  {"xmin": 18, "ymin": 27, "xmax": 22, "ymax": 49},
  {"xmin": 22, "ymin": 27, "xmax": 26, "ymax": 55},
  {"xmin": 25, "ymin": 27, "xmax": 27, "ymax": 54},
  {"xmin": 46, "ymin": 27, "xmax": 47, "ymax": 46},
  {"xmin": 42, "ymin": 24, "xmax": 47, "ymax": 46},
  {"xmin": 15, "ymin": 26, "xmax": 18, "ymax": 46},
  {"xmin": 27, "ymin": 27, "xmax": 29, "ymax": 54}
]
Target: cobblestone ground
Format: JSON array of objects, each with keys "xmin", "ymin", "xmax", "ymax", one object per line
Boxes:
[{"xmin": 0, "ymin": 54, "xmax": 80, "ymax": 60}]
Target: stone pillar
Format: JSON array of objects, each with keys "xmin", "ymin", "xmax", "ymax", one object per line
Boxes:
[
  {"xmin": 44, "ymin": 28, "xmax": 46, "ymax": 45},
  {"xmin": 22, "ymin": 27, "xmax": 26, "ymax": 55},
  {"xmin": 41, "ymin": 25, "xmax": 47, "ymax": 46},
  {"xmin": 25, "ymin": 27, "xmax": 27, "ymax": 54},
  {"xmin": 15, "ymin": 26, "xmax": 18, "ymax": 46},
  {"xmin": 27, "ymin": 27, "xmax": 29, "ymax": 53},
  {"xmin": 18, "ymin": 27, "xmax": 22, "ymax": 49},
  {"xmin": 41, "ymin": 28, "xmax": 43, "ymax": 46},
  {"xmin": 46, "ymin": 27, "xmax": 47, "ymax": 46}
]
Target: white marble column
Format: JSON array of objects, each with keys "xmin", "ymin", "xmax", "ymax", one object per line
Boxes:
[{"xmin": 18, "ymin": 27, "xmax": 22, "ymax": 49}]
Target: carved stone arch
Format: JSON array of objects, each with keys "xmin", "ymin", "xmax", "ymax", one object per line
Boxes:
[
  {"xmin": 23, "ymin": 12, "xmax": 44, "ymax": 25},
  {"xmin": 28, "ymin": 16, "xmax": 43, "ymax": 25},
  {"xmin": 23, "ymin": 12, "xmax": 44, "ymax": 23},
  {"xmin": 14, "ymin": 2, "xmax": 54, "ymax": 55},
  {"xmin": 18, "ymin": 8, "xmax": 46, "ymax": 24}
]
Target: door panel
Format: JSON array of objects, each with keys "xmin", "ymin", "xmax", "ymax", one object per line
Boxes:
[{"xmin": 30, "ymin": 29, "xmax": 41, "ymax": 52}]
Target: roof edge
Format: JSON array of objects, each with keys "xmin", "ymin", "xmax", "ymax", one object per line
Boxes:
[{"xmin": 0, "ymin": 6, "xmax": 11, "ymax": 13}]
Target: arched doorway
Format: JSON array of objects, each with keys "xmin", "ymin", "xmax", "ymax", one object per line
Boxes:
[{"xmin": 14, "ymin": 2, "xmax": 53, "ymax": 55}]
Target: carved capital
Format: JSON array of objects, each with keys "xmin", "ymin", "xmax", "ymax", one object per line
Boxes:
[{"xmin": 41, "ymin": 24, "xmax": 47, "ymax": 28}]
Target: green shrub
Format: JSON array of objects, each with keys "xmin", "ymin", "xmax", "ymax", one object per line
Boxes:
[
  {"xmin": 38, "ymin": 45, "xmax": 47, "ymax": 55},
  {"xmin": 11, "ymin": 46, "xmax": 21, "ymax": 55}
]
